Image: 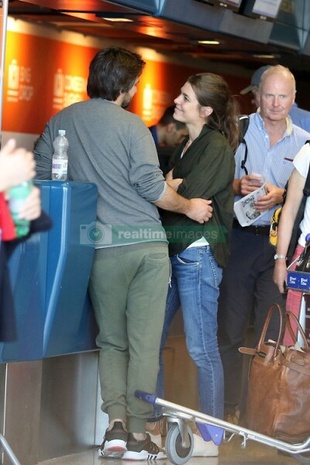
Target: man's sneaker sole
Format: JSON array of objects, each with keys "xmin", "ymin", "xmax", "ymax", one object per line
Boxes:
[
  {"xmin": 122, "ymin": 449, "xmax": 166, "ymax": 461},
  {"xmin": 99, "ymin": 421, "xmax": 128, "ymax": 458},
  {"xmin": 105, "ymin": 438, "xmax": 127, "ymax": 452},
  {"xmin": 98, "ymin": 439, "xmax": 127, "ymax": 458},
  {"xmin": 98, "ymin": 449, "xmax": 124, "ymax": 459}
]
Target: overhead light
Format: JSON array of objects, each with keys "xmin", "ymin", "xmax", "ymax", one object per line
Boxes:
[
  {"xmin": 252, "ymin": 54, "xmax": 278, "ymax": 59},
  {"xmin": 101, "ymin": 17, "xmax": 133, "ymax": 22},
  {"xmin": 198, "ymin": 40, "xmax": 221, "ymax": 45},
  {"xmin": 96, "ymin": 12, "xmax": 141, "ymax": 23}
]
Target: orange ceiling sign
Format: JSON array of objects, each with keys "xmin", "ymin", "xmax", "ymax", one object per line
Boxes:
[
  {"xmin": 2, "ymin": 29, "xmax": 210, "ymax": 134},
  {"xmin": 3, "ymin": 30, "xmax": 96, "ymax": 133}
]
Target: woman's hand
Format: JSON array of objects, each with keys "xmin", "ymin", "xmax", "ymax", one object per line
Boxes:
[
  {"xmin": 18, "ymin": 185, "xmax": 41, "ymax": 220},
  {"xmin": 273, "ymin": 259, "xmax": 287, "ymax": 294},
  {"xmin": 0, "ymin": 139, "xmax": 36, "ymax": 192},
  {"xmin": 166, "ymin": 177, "xmax": 183, "ymax": 192},
  {"xmin": 165, "ymin": 169, "xmax": 183, "ymax": 192}
]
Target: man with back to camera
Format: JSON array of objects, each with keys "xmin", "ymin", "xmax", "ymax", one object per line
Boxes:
[
  {"xmin": 218, "ymin": 65, "xmax": 310, "ymax": 425},
  {"xmin": 149, "ymin": 106, "xmax": 188, "ymax": 175},
  {"xmin": 34, "ymin": 47, "xmax": 213, "ymax": 461},
  {"xmin": 240, "ymin": 64, "xmax": 310, "ymax": 132}
]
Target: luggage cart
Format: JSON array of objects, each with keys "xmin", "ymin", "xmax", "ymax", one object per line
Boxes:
[
  {"xmin": 0, "ymin": 434, "xmax": 22, "ymax": 465},
  {"xmin": 287, "ymin": 240, "xmax": 310, "ymax": 345},
  {"xmin": 135, "ymin": 391, "xmax": 310, "ymax": 465}
]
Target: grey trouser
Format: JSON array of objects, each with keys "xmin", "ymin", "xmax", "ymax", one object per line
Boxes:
[{"xmin": 89, "ymin": 242, "xmax": 169, "ymax": 433}]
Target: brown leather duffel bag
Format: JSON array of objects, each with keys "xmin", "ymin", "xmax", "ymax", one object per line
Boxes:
[{"xmin": 239, "ymin": 303, "xmax": 310, "ymax": 443}]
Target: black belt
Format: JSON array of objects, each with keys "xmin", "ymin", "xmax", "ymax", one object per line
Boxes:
[{"xmin": 233, "ymin": 219, "xmax": 270, "ymax": 236}]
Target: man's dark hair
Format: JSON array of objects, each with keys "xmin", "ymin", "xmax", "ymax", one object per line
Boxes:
[
  {"xmin": 87, "ymin": 47, "xmax": 145, "ymax": 101},
  {"xmin": 158, "ymin": 106, "xmax": 186, "ymax": 130}
]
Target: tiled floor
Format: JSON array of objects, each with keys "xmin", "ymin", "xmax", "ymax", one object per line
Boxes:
[{"xmin": 39, "ymin": 435, "xmax": 306, "ymax": 465}]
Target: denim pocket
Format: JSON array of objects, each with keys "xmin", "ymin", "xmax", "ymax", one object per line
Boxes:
[{"xmin": 176, "ymin": 252, "xmax": 199, "ymax": 265}]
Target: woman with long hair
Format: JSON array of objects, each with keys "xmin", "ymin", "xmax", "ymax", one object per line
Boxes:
[{"xmin": 154, "ymin": 72, "xmax": 240, "ymax": 457}]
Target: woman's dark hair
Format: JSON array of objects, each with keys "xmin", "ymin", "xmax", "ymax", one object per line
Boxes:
[
  {"xmin": 87, "ymin": 47, "xmax": 145, "ymax": 101},
  {"xmin": 187, "ymin": 73, "xmax": 241, "ymax": 151}
]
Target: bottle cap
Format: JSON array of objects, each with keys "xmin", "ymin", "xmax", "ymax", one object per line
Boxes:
[{"xmin": 59, "ymin": 129, "xmax": 66, "ymax": 136}]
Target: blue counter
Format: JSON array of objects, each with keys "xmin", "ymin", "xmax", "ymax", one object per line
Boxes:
[{"xmin": 2, "ymin": 181, "xmax": 98, "ymax": 361}]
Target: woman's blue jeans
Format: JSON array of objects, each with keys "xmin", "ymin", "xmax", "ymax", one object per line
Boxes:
[{"xmin": 154, "ymin": 245, "xmax": 224, "ymax": 420}]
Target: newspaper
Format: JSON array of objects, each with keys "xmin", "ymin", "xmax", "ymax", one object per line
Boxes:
[{"xmin": 234, "ymin": 183, "xmax": 267, "ymax": 227}]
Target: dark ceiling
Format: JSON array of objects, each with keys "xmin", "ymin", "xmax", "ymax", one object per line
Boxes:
[{"xmin": 6, "ymin": 0, "xmax": 310, "ymax": 80}]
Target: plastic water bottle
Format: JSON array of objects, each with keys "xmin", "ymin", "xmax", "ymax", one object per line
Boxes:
[
  {"xmin": 8, "ymin": 181, "xmax": 33, "ymax": 237},
  {"xmin": 52, "ymin": 129, "xmax": 69, "ymax": 181}
]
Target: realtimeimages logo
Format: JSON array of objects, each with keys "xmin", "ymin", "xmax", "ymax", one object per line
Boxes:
[
  {"xmin": 80, "ymin": 222, "xmax": 226, "ymax": 246},
  {"xmin": 80, "ymin": 222, "xmax": 166, "ymax": 246},
  {"xmin": 80, "ymin": 222, "xmax": 113, "ymax": 246}
]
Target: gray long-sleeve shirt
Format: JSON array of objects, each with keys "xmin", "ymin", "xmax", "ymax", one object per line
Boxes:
[{"xmin": 34, "ymin": 98, "xmax": 168, "ymax": 246}]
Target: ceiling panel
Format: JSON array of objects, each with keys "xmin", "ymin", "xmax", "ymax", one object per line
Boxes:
[{"xmin": 6, "ymin": 0, "xmax": 310, "ymax": 78}]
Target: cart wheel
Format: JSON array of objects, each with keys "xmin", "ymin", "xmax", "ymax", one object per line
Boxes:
[
  {"xmin": 294, "ymin": 453, "xmax": 310, "ymax": 464},
  {"xmin": 165, "ymin": 423, "xmax": 194, "ymax": 465}
]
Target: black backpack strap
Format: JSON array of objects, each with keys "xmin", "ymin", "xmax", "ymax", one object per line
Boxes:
[
  {"xmin": 238, "ymin": 115, "xmax": 249, "ymax": 176},
  {"xmin": 303, "ymin": 140, "xmax": 310, "ymax": 197},
  {"xmin": 238, "ymin": 115, "xmax": 250, "ymax": 141},
  {"xmin": 287, "ymin": 140, "xmax": 310, "ymax": 261},
  {"xmin": 240, "ymin": 142, "xmax": 248, "ymax": 176}
]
